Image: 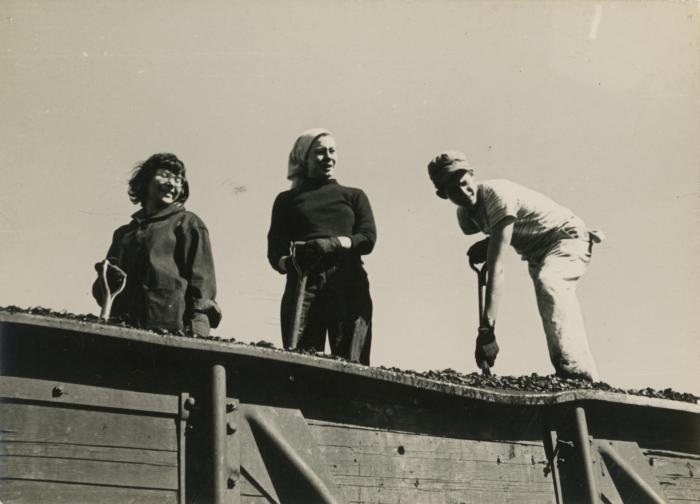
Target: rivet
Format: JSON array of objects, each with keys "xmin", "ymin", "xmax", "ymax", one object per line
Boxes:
[
  {"xmin": 227, "ymin": 422, "xmax": 237, "ymax": 435},
  {"xmin": 184, "ymin": 397, "xmax": 196, "ymax": 410}
]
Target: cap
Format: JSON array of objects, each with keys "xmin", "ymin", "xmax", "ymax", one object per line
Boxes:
[{"xmin": 427, "ymin": 150, "xmax": 473, "ymax": 199}]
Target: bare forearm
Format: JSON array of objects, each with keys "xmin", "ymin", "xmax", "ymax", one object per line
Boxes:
[{"xmin": 484, "ymin": 266, "xmax": 504, "ymax": 326}]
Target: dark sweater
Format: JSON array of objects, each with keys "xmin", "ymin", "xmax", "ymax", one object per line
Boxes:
[{"xmin": 267, "ymin": 179, "xmax": 377, "ymax": 272}]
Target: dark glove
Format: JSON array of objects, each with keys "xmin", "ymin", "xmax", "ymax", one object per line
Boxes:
[
  {"xmin": 293, "ymin": 243, "xmax": 321, "ymax": 272},
  {"xmin": 475, "ymin": 325, "xmax": 499, "ymax": 368},
  {"xmin": 189, "ymin": 312, "xmax": 211, "ymax": 337},
  {"xmin": 306, "ymin": 237, "xmax": 341, "ymax": 256},
  {"xmin": 94, "ymin": 258, "xmax": 126, "ymax": 291},
  {"xmin": 467, "ymin": 238, "xmax": 490, "ymax": 265}
]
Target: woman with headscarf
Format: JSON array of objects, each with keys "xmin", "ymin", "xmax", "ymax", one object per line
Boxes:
[
  {"xmin": 93, "ymin": 153, "xmax": 221, "ymax": 336},
  {"xmin": 267, "ymin": 128, "xmax": 376, "ymax": 364}
]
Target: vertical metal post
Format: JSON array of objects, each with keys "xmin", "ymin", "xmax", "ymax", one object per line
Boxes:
[
  {"xmin": 575, "ymin": 406, "xmax": 599, "ymax": 504},
  {"xmin": 212, "ymin": 364, "xmax": 227, "ymax": 504}
]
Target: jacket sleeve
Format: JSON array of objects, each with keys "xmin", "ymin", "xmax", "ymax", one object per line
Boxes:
[
  {"xmin": 349, "ymin": 189, "xmax": 377, "ymax": 255},
  {"xmin": 267, "ymin": 192, "xmax": 292, "ymax": 273},
  {"xmin": 182, "ymin": 218, "xmax": 222, "ymax": 329}
]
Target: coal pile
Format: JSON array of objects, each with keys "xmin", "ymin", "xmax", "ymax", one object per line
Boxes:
[{"xmin": 1, "ymin": 305, "xmax": 696, "ymax": 404}]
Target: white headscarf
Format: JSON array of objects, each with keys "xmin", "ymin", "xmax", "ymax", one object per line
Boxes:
[{"xmin": 287, "ymin": 128, "xmax": 333, "ymax": 188}]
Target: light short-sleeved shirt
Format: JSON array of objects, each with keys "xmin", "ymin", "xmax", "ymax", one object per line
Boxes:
[{"xmin": 457, "ymin": 179, "xmax": 586, "ymax": 260}]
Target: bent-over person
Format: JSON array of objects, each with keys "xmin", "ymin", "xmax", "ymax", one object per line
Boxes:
[
  {"xmin": 267, "ymin": 128, "xmax": 376, "ymax": 364},
  {"xmin": 93, "ymin": 153, "xmax": 221, "ymax": 336},
  {"xmin": 428, "ymin": 151, "xmax": 602, "ymax": 381}
]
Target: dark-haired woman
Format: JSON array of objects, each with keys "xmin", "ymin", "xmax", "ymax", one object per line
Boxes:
[
  {"xmin": 267, "ymin": 129, "xmax": 376, "ymax": 364},
  {"xmin": 93, "ymin": 153, "xmax": 221, "ymax": 336}
]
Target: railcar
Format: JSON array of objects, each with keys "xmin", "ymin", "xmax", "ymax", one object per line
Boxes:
[{"xmin": 1, "ymin": 311, "xmax": 698, "ymax": 503}]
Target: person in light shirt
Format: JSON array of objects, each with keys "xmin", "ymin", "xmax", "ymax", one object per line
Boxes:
[{"xmin": 428, "ymin": 150, "xmax": 603, "ymax": 381}]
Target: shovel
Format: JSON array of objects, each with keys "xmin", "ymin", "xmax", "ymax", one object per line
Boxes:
[
  {"xmin": 468, "ymin": 256, "xmax": 492, "ymax": 376},
  {"xmin": 288, "ymin": 242, "xmax": 320, "ymax": 350},
  {"xmin": 98, "ymin": 259, "xmax": 127, "ymax": 321}
]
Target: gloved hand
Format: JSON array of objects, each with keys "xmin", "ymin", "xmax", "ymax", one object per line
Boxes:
[
  {"xmin": 467, "ymin": 238, "xmax": 490, "ymax": 265},
  {"xmin": 306, "ymin": 237, "xmax": 341, "ymax": 256},
  {"xmin": 94, "ymin": 258, "xmax": 127, "ymax": 291},
  {"xmin": 189, "ymin": 312, "xmax": 211, "ymax": 338},
  {"xmin": 293, "ymin": 242, "xmax": 322, "ymax": 272},
  {"xmin": 475, "ymin": 325, "xmax": 499, "ymax": 368}
]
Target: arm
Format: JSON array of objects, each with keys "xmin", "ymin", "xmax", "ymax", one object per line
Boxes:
[
  {"xmin": 349, "ymin": 190, "xmax": 377, "ymax": 254},
  {"xmin": 183, "ymin": 222, "xmax": 222, "ymax": 335},
  {"xmin": 483, "ymin": 216, "xmax": 515, "ymax": 327},
  {"xmin": 267, "ymin": 192, "xmax": 293, "ymax": 273}
]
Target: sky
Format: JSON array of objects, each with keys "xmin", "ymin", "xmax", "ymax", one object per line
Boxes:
[{"xmin": 1, "ymin": 1, "xmax": 698, "ymax": 394}]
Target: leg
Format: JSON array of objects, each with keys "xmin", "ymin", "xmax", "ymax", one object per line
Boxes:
[
  {"xmin": 280, "ymin": 273, "xmax": 327, "ymax": 352},
  {"xmin": 328, "ymin": 275, "xmax": 373, "ymax": 365},
  {"xmin": 529, "ymin": 239, "xmax": 599, "ymax": 381}
]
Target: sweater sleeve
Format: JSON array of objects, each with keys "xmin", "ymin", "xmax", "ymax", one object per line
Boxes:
[
  {"xmin": 182, "ymin": 217, "xmax": 222, "ymax": 329},
  {"xmin": 267, "ymin": 192, "xmax": 292, "ymax": 273},
  {"xmin": 349, "ymin": 189, "xmax": 377, "ymax": 255}
]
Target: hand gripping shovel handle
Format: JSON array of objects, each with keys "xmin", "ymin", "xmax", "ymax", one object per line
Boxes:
[
  {"xmin": 99, "ymin": 259, "xmax": 127, "ymax": 321},
  {"xmin": 469, "ymin": 256, "xmax": 492, "ymax": 376}
]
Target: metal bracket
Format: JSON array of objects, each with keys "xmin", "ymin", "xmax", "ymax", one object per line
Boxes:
[{"xmin": 178, "ymin": 392, "xmax": 195, "ymax": 504}]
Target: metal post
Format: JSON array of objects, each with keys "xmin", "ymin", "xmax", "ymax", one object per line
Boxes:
[
  {"xmin": 574, "ymin": 406, "xmax": 599, "ymax": 504},
  {"xmin": 212, "ymin": 364, "xmax": 227, "ymax": 504},
  {"xmin": 596, "ymin": 442, "xmax": 666, "ymax": 504}
]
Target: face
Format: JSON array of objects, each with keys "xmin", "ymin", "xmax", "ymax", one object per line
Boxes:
[
  {"xmin": 305, "ymin": 135, "xmax": 337, "ymax": 180},
  {"xmin": 144, "ymin": 168, "xmax": 183, "ymax": 210},
  {"xmin": 445, "ymin": 172, "xmax": 478, "ymax": 208}
]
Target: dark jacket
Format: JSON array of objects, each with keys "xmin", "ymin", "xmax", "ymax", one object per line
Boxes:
[{"xmin": 93, "ymin": 204, "xmax": 221, "ymax": 334}]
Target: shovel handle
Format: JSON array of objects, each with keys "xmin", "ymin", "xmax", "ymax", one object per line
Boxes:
[
  {"xmin": 99, "ymin": 259, "xmax": 126, "ymax": 321},
  {"xmin": 469, "ymin": 254, "xmax": 493, "ymax": 375}
]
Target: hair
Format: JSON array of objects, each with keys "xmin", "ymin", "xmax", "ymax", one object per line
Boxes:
[{"xmin": 128, "ymin": 153, "xmax": 190, "ymax": 205}]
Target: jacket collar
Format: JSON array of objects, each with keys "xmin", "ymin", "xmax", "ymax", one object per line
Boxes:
[{"xmin": 132, "ymin": 203, "xmax": 185, "ymax": 224}]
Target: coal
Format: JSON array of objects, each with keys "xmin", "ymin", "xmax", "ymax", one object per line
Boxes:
[{"xmin": 1, "ymin": 305, "xmax": 696, "ymax": 404}]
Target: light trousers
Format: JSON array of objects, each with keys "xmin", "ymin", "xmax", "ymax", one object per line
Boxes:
[{"xmin": 528, "ymin": 235, "xmax": 600, "ymax": 380}]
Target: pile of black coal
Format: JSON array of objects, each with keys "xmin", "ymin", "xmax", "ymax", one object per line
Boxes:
[
  {"xmin": 374, "ymin": 367, "xmax": 697, "ymax": 403},
  {"xmin": 1, "ymin": 305, "xmax": 696, "ymax": 404}
]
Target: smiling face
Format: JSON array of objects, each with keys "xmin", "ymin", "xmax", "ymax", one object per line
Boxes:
[
  {"xmin": 305, "ymin": 135, "xmax": 337, "ymax": 180},
  {"xmin": 445, "ymin": 171, "xmax": 479, "ymax": 208},
  {"xmin": 144, "ymin": 168, "xmax": 184, "ymax": 212}
]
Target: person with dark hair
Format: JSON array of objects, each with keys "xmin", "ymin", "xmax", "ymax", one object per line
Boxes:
[
  {"xmin": 427, "ymin": 151, "xmax": 603, "ymax": 381},
  {"xmin": 267, "ymin": 128, "xmax": 376, "ymax": 364},
  {"xmin": 93, "ymin": 153, "xmax": 221, "ymax": 336}
]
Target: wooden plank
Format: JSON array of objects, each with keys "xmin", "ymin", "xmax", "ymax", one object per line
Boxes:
[
  {"xmin": 0, "ymin": 402, "xmax": 177, "ymax": 451},
  {"xmin": 0, "ymin": 441, "xmax": 177, "ymax": 466},
  {"xmin": 335, "ymin": 476, "xmax": 554, "ymax": 504},
  {"xmin": 0, "ymin": 376, "xmax": 179, "ymax": 415},
  {"xmin": 0, "ymin": 479, "xmax": 177, "ymax": 504},
  {"xmin": 644, "ymin": 452, "xmax": 700, "ymax": 502},
  {"xmin": 307, "ymin": 420, "xmax": 554, "ymax": 503},
  {"xmin": 0, "ymin": 455, "xmax": 177, "ymax": 490}
]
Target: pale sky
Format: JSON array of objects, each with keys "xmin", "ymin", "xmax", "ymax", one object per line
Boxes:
[{"xmin": 1, "ymin": 1, "xmax": 698, "ymax": 394}]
